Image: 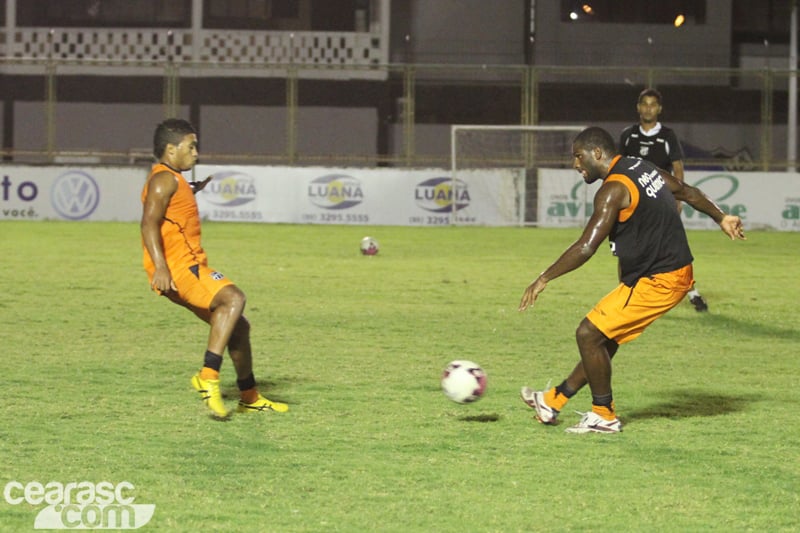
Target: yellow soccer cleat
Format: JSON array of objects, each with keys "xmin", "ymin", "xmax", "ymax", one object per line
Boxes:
[
  {"xmin": 236, "ymin": 394, "xmax": 289, "ymax": 414},
  {"xmin": 191, "ymin": 373, "xmax": 230, "ymax": 420}
]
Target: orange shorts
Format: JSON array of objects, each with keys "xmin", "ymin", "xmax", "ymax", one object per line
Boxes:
[
  {"xmin": 586, "ymin": 264, "xmax": 694, "ymax": 345},
  {"xmin": 153, "ymin": 262, "xmax": 234, "ymax": 312}
]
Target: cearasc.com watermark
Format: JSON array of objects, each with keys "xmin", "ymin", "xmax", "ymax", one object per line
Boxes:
[{"xmin": 4, "ymin": 480, "xmax": 155, "ymax": 529}]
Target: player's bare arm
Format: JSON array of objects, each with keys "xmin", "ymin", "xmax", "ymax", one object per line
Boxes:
[
  {"xmin": 141, "ymin": 171, "xmax": 178, "ymax": 293},
  {"xmin": 519, "ymin": 181, "xmax": 628, "ymax": 311},
  {"xmin": 671, "ymin": 160, "xmax": 685, "ymax": 183},
  {"xmin": 659, "ymin": 169, "xmax": 746, "ymax": 241},
  {"xmin": 671, "ymin": 159, "xmax": 685, "ymax": 212}
]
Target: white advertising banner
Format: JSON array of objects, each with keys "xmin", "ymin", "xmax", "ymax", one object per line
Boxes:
[
  {"xmin": 536, "ymin": 169, "xmax": 602, "ymax": 228},
  {"xmin": 2, "ymin": 163, "xmax": 798, "ymax": 232},
  {"xmin": 679, "ymin": 172, "xmax": 800, "ymax": 231},
  {"xmin": 193, "ymin": 165, "xmax": 523, "ymax": 226},
  {"xmin": 0, "ymin": 166, "xmax": 145, "ymax": 221},
  {"xmin": 538, "ymin": 169, "xmax": 800, "ymax": 231}
]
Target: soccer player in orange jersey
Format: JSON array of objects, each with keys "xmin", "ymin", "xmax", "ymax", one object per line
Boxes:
[
  {"xmin": 519, "ymin": 127, "xmax": 745, "ymax": 433},
  {"xmin": 141, "ymin": 118, "xmax": 287, "ymax": 419}
]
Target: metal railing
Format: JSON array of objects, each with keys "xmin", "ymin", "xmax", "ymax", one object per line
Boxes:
[{"xmin": 0, "ymin": 58, "xmax": 795, "ymax": 171}]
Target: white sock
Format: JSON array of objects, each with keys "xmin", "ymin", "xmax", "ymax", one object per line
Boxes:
[{"xmin": 687, "ymin": 288, "xmax": 700, "ymax": 298}]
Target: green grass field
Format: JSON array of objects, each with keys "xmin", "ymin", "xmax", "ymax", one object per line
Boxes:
[{"xmin": 2, "ymin": 221, "xmax": 798, "ymax": 532}]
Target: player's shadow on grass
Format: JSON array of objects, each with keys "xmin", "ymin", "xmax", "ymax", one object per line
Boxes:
[
  {"xmin": 666, "ymin": 312, "xmax": 796, "ymax": 341},
  {"xmin": 623, "ymin": 390, "xmax": 753, "ymax": 422}
]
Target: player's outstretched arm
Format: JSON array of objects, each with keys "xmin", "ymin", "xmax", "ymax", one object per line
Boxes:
[
  {"xmin": 519, "ymin": 182, "xmax": 625, "ymax": 312},
  {"xmin": 659, "ymin": 169, "xmax": 746, "ymax": 240},
  {"xmin": 518, "ymin": 277, "xmax": 547, "ymax": 312},
  {"xmin": 718, "ymin": 214, "xmax": 746, "ymax": 240}
]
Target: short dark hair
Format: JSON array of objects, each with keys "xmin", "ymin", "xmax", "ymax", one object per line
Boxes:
[
  {"xmin": 638, "ymin": 88, "xmax": 662, "ymax": 105},
  {"xmin": 153, "ymin": 118, "xmax": 196, "ymax": 158},
  {"xmin": 574, "ymin": 127, "xmax": 616, "ymax": 154}
]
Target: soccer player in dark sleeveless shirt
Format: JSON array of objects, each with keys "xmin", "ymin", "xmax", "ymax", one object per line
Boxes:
[
  {"xmin": 518, "ymin": 127, "xmax": 745, "ymax": 433},
  {"xmin": 619, "ymin": 88, "xmax": 708, "ymax": 311}
]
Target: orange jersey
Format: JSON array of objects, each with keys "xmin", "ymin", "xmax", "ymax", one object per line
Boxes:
[{"xmin": 141, "ymin": 163, "xmax": 207, "ymax": 275}]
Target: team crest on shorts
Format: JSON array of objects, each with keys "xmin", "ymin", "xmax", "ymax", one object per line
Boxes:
[{"xmin": 210, "ymin": 271, "xmax": 225, "ymax": 281}]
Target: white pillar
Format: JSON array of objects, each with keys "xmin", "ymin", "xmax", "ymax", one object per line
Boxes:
[
  {"xmin": 5, "ymin": 0, "xmax": 15, "ymax": 56},
  {"xmin": 192, "ymin": 0, "xmax": 203, "ymax": 64},
  {"xmin": 789, "ymin": 1, "xmax": 798, "ymax": 172}
]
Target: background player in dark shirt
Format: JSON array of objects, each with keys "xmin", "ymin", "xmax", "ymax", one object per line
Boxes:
[{"xmin": 619, "ymin": 88, "xmax": 708, "ymax": 311}]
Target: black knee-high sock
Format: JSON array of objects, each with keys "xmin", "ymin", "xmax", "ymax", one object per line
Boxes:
[
  {"xmin": 555, "ymin": 380, "xmax": 577, "ymax": 399},
  {"xmin": 203, "ymin": 350, "xmax": 223, "ymax": 372},
  {"xmin": 237, "ymin": 373, "xmax": 256, "ymax": 391}
]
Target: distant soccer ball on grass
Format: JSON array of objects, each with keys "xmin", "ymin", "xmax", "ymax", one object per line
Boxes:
[
  {"xmin": 360, "ymin": 236, "xmax": 379, "ymax": 256},
  {"xmin": 441, "ymin": 360, "xmax": 487, "ymax": 404}
]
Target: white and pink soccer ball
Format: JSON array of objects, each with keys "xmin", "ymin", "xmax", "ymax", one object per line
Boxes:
[
  {"xmin": 360, "ymin": 236, "xmax": 379, "ymax": 256},
  {"xmin": 441, "ymin": 360, "xmax": 487, "ymax": 404}
]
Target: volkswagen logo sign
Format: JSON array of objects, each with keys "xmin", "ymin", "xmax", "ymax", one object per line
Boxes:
[{"xmin": 51, "ymin": 171, "xmax": 100, "ymax": 220}]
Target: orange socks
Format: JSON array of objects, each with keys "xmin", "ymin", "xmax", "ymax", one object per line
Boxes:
[
  {"xmin": 240, "ymin": 388, "xmax": 259, "ymax": 404},
  {"xmin": 545, "ymin": 384, "xmax": 618, "ymax": 421},
  {"xmin": 199, "ymin": 367, "xmax": 260, "ymax": 404},
  {"xmin": 199, "ymin": 367, "xmax": 220, "ymax": 381},
  {"xmin": 592, "ymin": 402, "xmax": 617, "ymax": 421},
  {"xmin": 237, "ymin": 373, "xmax": 259, "ymax": 404},
  {"xmin": 544, "ymin": 387, "xmax": 570, "ymax": 412}
]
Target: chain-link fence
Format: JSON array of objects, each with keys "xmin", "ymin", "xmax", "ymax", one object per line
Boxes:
[{"xmin": 0, "ymin": 59, "xmax": 795, "ymax": 170}]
